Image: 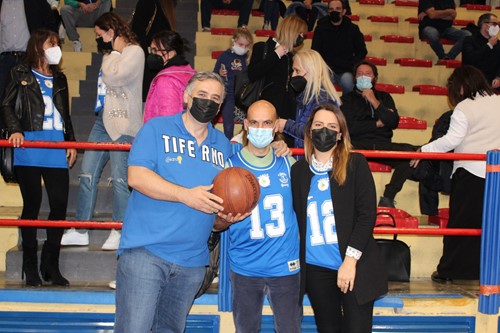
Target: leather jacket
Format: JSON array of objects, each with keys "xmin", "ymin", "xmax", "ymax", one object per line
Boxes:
[{"xmin": 1, "ymin": 63, "xmax": 76, "ymax": 142}]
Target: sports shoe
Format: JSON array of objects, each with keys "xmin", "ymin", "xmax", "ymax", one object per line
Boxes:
[
  {"xmin": 72, "ymin": 40, "xmax": 82, "ymax": 52},
  {"xmin": 61, "ymin": 228, "xmax": 89, "ymax": 246},
  {"xmin": 108, "ymin": 280, "xmax": 116, "ymax": 289},
  {"xmin": 262, "ymin": 21, "xmax": 271, "ymax": 30},
  {"xmin": 202, "ymin": 27, "xmax": 211, "ymax": 32},
  {"xmin": 101, "ymin": 229, "xmax": 121, "ymax": 251},
  {"xmin": 378, "ymin": 196, "xmax": 396, "ymax": 208}
]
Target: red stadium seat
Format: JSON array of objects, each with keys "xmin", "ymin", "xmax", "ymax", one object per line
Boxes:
[
  {"xmin": 397, "ymin": 116, "xmax": 427, "ymax": 130},
  {"xmin": 428, "ymin": 208, "xmax": 449, "ymax": 228},
  {"xmin": 306, "ymin": 31, "xmax": 314, "ymax": 39},
  {"xmin": 364, "ymin": 34, "xmax": 373, "ymax": 42},
  {"xmin": 212, "ymin": 9, "xmax": 239, "ymax": 15},
  {"xmin": 420, "ymin": 37, "xmax": 455, "ymax": 45},
  {"xmin": 462, "ymin": 4, "xmax": 492, "ymax": 10},
  {"xmin": 369, "ymin": 16, "xmax": 399, "ymax": 23},
  {"xmin": 394, "ymin": 58, "xmax": 433, "ymax": 67},
  {"xmin": 359, "ymin": 0, "xmax": 385, "ymax": 5},
  {"xmin": 375, "ymin": 83, "xmax": 405, "ymax": 94},
  {"xmin": 405, "ymin": 17, "xmax": 419, "ymax": 24},
  {"xmin": 376, "ymin": 207, "xmax": 420, "ymax": 228},
  {"xmin": 211, "ymin": 28, "xmax": 236, "ymax": 35},
  {"xmin": 453, "ymin": 19, "xmax": 475, "ymax": 26},
  {"xmin": 368, "ymin": 161, "xmax": 392, "ymax": 172},
  {"xmin": 251, "ymin": 9, "xmax": 264, "ymax": 17},
  {"xmin": 333, "ymin": 83, "xmax": 342, "ymax": 92},
  {"xmin": 393, "ymin": 0, "xmax": 419, "ymax": 7},
  {"xmin": 211, "ymin": 50, "xmax": 224, "ymax": 59},
  {"xmin": 381, "ymin": 35, "xmax": 415, "ymax": 43},
  {"xmin": 255, "ymin": 30, "xmax": 274, "ymax": 37},
  {"xmin": 347, "ymin": 14, "xmax": 360, "ymax": 21},
  {"xmin": 412, "ymin": 85, "xmax": 448, "ymax": 95},
  {"xmin": 366, "ymin": 56, "xmax": 387, "ymax": 66},
  {"xmin": 436, "ymin": 59, "xmax": 462, "ymax": 68}
]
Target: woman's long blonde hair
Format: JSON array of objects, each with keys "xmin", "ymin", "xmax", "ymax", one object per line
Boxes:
[
  {"xmin": 303, "ymin": 103, "xmax": 352, "ymax": 185},
  {"xmin": 294, "ymin": 49, "xmax": 341, "ymax": 106},
  {"xmin": 275, "ymin": 15, "xmax": 307, "ymax": 52}
]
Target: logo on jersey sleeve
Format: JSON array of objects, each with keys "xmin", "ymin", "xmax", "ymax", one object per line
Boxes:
[
  {"xmin": 278, "ymin": 172, "xmax": 289, "ymax": 188},
  {"xmin": 317, "ymin": 177, "xmax": 329, "ymax": 191}
]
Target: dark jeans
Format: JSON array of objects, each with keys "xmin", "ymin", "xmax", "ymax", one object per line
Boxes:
[
  {"xmin": 306, "ymin": 264, "xmax": 374, "ymax": 333},
  {"xmin": 15, "ymin": 166, "xmax": 69, "ymax": 248},
  {"xmin": 200, "ymin": 0, "xmax": 253, "ymax": 28},
  {"xmin": 263, "ymin": 0, "xmax": 279, "ymax": 30},
  {"xmin": 353, "ymin": 141, "xmax": 418, "ymax": 200}
]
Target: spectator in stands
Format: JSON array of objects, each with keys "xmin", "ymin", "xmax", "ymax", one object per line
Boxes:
[
  {"xmin": 2, "ymin": 29, "xmax": 77, "ymax": 287},
  {"xmin": 214, "ymin": 28, "xmax": 253, "ymax": 139},
  {"xmin": 47, "ymin": 1, "xmax": 64, "ymax": 37},
  {"xmin": 261, "ymin": 0, "xmax": 286, "ymax": 31},
  {"xmin": 200, "ymin": 0, "xmax": 252, "ymax": 32},
  {"xmin": 130, "ymin": 0, "xmax": 176, "ymax": 101},
  {"xmin": 215, "ymin": 100, "xmax": 301, "ymax": 333},
  {"xmin": 247, "ymin": 14, "xmax": 307, "ymax": 146},
  {"xmin": 114, "ymin": 72, "xmax": 248, "ymax": 333},
  {"xmin": 0, "ymin": 0, "xmax": 57, "ymax": 121},
  {"xmin": 61, "ymin": 13, "xmax": 144, "ymax": 251},
  {"xmin": 462, "ymin": 13, "xmax": 500, "ymax": 91},
  {"xmin": 311, "ymin": 0, "xmax": 366, "ymax": 94},
  {"xmin": 411, "ymin": 66, "xmax": 500, "ymax": 283},
  {"xmin": 291, "ymin": 103, "xmax": 388, "ymax": 333},
  {"xmin": 143, "ymin": 30, "xmax": 196, "ymax": 123},
  {"xmin": 276, "ymin": 49, "xmax": 340, "ymax": 148},
  {"xmin": 60, "ymin": 0, "xmax": 112, "ymax": 52},
  {"xmin": 284, "ymin": 0, "xmax": 328, "ymax": 32},
  {"xmin": 418, "ymin": 0, "xmax": 471, "ymax": 61},
  {"xmin": 341, "ymin": 61, "xmax": 418, "ymax": 208}
]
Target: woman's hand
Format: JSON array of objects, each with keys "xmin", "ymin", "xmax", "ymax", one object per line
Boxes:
[
  {"xmin": 276, "ymin": 118, "xmax": 287, "ymax": 133},
  {"xmin": 409, "ymin": 147, "xmax": 422, "ymax": 168},
  {"xmin": 66, "ymin": 148, "xmax": 77, "ymax": 168},
  {"xmin": 112, "ymin": 36, "xmax": 128, "ymax": 53},
  {"xmin": 274, "ymin": 44, "xmax": 288, "ymax": 59},
  {"xmin": 8, "ymin": 132, "xmax": 24, "ymax": 148},
  {"xmin": 337, "ymin": 256, "xmax": 357, "ymax": 294},
  {"xmin": 270, "ymin": 140, "xmax": 291, "ymax": 156}
]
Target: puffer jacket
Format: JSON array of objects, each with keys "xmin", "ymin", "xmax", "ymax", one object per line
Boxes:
[{"xmin": 1, "ymin": 63, "xmax": 76, "ymax": 142}]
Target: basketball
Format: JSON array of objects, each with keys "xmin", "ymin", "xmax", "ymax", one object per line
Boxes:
[{"xmin": 212, "ymin": 167, "xmax": 260, "ymax": 215}]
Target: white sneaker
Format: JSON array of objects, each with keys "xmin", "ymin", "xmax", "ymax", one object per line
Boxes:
[
  {"xmin": 72, "ymin": 40, "xmax": 82, "ymax": 52},
  {"xmin": 108, "ymin": 280, "xmax": 116, "ymax": 289},
  {"xmin": 61, "ymin": 228, "xmax": 89, "ymax": 246},
  {"xmin": 101, "ymin": 229, "xmax": 121, "ymax": 251},
  {"xmin": 58, "ymin": 24, "xmax": 66, "ymax": 41}
]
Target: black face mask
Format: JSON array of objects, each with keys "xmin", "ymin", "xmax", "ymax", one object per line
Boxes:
[
  {"xmin": 146, "ymin": 53, "xmax": 165, "ymax": 71},
  {"xmin": 294, "ymin": 35, "xmax": 305, "ymax": 47},
  {"xmin": 96, "ymin": 37, "xmax": 113, "ymax": 53},
  {"xmin": 189, "ymin": 97, "xmax": 220, "ymax": 123},
  {"xmin": 330, "ymin": 11, "xmax": 342, "ymax": 23},
  {"xmin": 312, "ymin": 127, "xmax": 338, "ymax": 152},
  {"xmin": 290, "ymin": 75, "xmax": 307, "ymax": 94}
]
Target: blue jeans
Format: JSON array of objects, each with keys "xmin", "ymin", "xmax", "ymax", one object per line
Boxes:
[
  {"xmin": 115, "ymin": 247, "xmax": 206, "ymax": 333},
  {"xmin": 333, "ymin": 72, "xmax": 354, "ymax": 95},
  {"xmin": 421, "ymin": 26, "xmax": 471, "ymax": 59},
  {"xmin": 75, "ymin": 112, "xmax": 132, "ymax": 224},
  {"xmin": 200, "ymin": 0, "xmax": 252, "ymax": 28},
  {"xmin": 230, "ymin": 270, "xmax": 301, "ymax": 333}
]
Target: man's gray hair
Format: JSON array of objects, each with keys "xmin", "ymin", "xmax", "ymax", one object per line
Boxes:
[{"xmin": 185, "ymin": 71, "xmax": 226, "ymax": 101}]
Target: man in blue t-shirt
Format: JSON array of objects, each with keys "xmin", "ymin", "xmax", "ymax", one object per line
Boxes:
[
  {"xmin": 216, "ymin": 100, "xmax": 301, "ymax": 333},
  {"xmin": 114, "ymin": 72, "xmax": 248, "ymax": 333}
]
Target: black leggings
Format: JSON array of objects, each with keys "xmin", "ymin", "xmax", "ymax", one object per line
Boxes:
[
  {"xmin": 306, "ymin": 264, "xmax": 374, "ymax": 333},
  {"xmin": 15, "ymin": 166, "xmax": 69, "ymax": 248}
]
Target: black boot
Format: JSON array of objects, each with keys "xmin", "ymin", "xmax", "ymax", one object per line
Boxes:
[
  {"xmin": 22, "ymin": 244, "xmax": 42, "ymax": 287},
  {"xmin": 40, "ymin": 241, "xmax": 69, "ymax": 287}
]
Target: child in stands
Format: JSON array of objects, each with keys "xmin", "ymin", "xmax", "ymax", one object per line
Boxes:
[{"xmin": 213, "ymin": 28, "xmax": 253, "ymax": 139}]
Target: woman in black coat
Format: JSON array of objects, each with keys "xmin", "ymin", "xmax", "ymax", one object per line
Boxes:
[{"xmin": 291, "ymin": 103, "xmax": 387, "ymax": 333}]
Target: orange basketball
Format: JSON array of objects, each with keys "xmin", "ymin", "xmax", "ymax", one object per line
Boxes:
[{"xmin": 212, "ymin": 167, "xmax": 260, "ymax": 215}]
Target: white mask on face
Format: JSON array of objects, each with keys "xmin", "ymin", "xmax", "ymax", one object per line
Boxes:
[
  {"xmin": 45, "ymin": 46, "xmax": 62, "ymax": 65},
  {"xmin": 232, "ymin": 43, "xmax": 249, "ymax": 56},
  {"xmin": 489, "ymin": 24, "xmax": 500, "ymax": 37}
]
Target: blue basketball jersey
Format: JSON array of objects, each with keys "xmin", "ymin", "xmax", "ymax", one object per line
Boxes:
[
  {"xmin": 14, "ymin": 69, "xmax": 67, "ymax": 168},
  {"xmin": 305, "ymin": 165, "xmax": 342, "ymax": 271},
  {"xmin": 227, "ymin": 148, "xmax": 300, "ymax": 277}
]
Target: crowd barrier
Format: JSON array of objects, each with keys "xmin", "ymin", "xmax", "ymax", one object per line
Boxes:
[{"xmin": 0, "ymin": 139, "xmax": 497, "ymax": 314}]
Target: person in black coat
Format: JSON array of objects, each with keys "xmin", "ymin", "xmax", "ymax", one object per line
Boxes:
[
  {"xmin": 291, "ymin": 103, "xmax": 387, "ymax": 333},
  {"xmin": 247, "ymin": 14, "xmax": 307, "ymax": 146},
  {"xmin": 462, "ymin": 13, "xmax": 500, "ymax": 91},
  {"xmin": 311, "ymin": 0, "xmax": 366, "ymax": 94}
]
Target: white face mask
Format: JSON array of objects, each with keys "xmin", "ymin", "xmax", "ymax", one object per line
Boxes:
[
  {"xmin": 45, "ymin": 46, "xmax": 62, "ymax": 65},
  {"xmin": 489, "ymin": 24, "xmax": 500, "ymax": 37},
  {"xmin": 232, "ymin": 43, "xmax": 248, "ymax": 56}
]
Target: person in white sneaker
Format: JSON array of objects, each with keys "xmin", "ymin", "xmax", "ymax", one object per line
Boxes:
[
  {"xmin": 61, "ymin": 12, "xmax": 145, "ymax": 251},
  {"xmin": 60, "ymin": 0, "xmax": 111, "ymax": 52}
]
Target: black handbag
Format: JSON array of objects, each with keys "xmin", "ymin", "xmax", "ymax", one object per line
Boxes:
[
  {"xmin": 195, "ymin": 230, "xmax": 220, "ymax": 298},
  {"xmin": 234, "ymin": 43, "xmax": 269, "ymax": 111},
  {"xmin": 375, "ymin": 212, "xmax": 411, "ymax": 282},
  {"xmin": 1, "ymin": 128, "xmax": 16, "ymax": 183}
]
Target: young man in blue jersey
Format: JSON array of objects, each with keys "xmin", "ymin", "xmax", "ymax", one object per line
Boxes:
[
  {"xmin": 113, "ymin": 72, "xmax": 250, "ymax": 333},
  {"xmin": 215, "ymin": 100, "xmax": 302, "ymax": 332}
]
